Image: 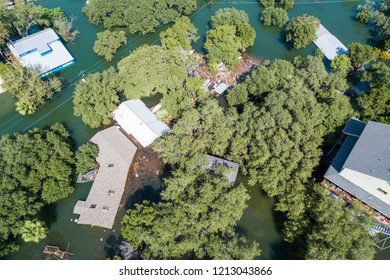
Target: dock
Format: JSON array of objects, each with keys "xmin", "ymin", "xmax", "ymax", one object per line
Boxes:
[
  {"xmin": 313, "ymin": 24, "xmax": 348, "ymax": 60},
  {"xmin": 43, "ymin": 245, "xmax": 73, "ymax": 260}
]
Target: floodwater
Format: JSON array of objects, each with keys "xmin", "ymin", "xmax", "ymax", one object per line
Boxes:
[{"xmin": 1, "ymin": 0, "xmax": 388, "ymax": 260}]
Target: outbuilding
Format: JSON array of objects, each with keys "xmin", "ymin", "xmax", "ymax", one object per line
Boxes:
[{"xmin": 113, "ymin": 99, "xmax": 170, "ymax": 147}]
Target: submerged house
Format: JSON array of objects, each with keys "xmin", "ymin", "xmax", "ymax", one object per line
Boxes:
[
  {"xmin": 313, "ymin": 24, "xmax": 348, "ymax": 60},
  {"xmin": 207, "ymin": 155, "xmax": 239, "ymax": 186},
  {"xmin": 73, "ymin": 127, "xmax": 137, "ymax": 229},
  {"xmin": 324, "ymin": 118, "xmax": 390, "ymax": 219},
  {"xmin": 7, "ymin": 28, "xmax": 74, "ymax": 76},
  {"xmin": 113, "ymin": 99, "xmax": 170, "ymax": 148}
]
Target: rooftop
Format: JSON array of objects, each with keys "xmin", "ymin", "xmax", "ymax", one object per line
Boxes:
[
  {"xmin": 73, "ymin": 127, "xmax": 138, "ymax": 229},
  {"xmin": 313, "ymin": 25, "xmax": 348, "ymax": 60},
  {"xmin": 7, "ymin": 28, "xmax": 74, "ymax": 75},
  {"xmin": 113, "ymin": 100, "xmax": 170, "ymax": 147},
  {"xmin": 324, "ymin": 119, "xmax": 390, "ymax": 218},
  {"xmin": 207, "ymin": 155, "xmax": 239, "ymax": 186}
]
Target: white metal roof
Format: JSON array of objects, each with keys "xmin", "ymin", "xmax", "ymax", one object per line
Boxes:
[
  {"xmin": 113, "ymin": 100, "xmax": 170, "ymax": 147},
  {"xmin": 313, "ymin": 25, "xmax": 348, "ymax": 61},
  {"xmin": 8, "ymin": 28, "xmax": 74, "ymax": 75},
  {"xmin": 214, "ymin": 83, "xmax": 230, "ymax": 94}
]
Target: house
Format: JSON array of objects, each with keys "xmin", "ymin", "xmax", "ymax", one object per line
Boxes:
[
  {"xmin": 324, "ymin": 118, "xmax": 390, "ymax": 219},
  {"xmin": 113, "ymin": 99, "xmax": 170, "ymax": 148},
  {"xmin": 73, "ymin": 126, "xmax": 138, "ymax": 229},
  {"xmin": 313, "ymin": 24, "xmax": 348, "ymax": 60},
  {"xmin": 207, "ymin": 155, "xmax": 239, "ymax": 186},
  {"xmin": 7, "ymin": 28, "xmax": 74, "ymax": 76}
]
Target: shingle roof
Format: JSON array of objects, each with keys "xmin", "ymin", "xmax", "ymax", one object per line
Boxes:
[
  {"xmin": 324, "ymin": 119, "xmax": 390, "ymax": 218},
  {"xmin": 343, "ymin": 121, "xmax": 390, "ymax": 182},
  {"xmin": 73, "ymin": 127, "xmax": 137, "ymax": 229}
]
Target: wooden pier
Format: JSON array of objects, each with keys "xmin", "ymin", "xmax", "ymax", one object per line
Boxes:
[{"xmin": 43, "ymin": 245, "xmax": 73, "ymax": 260}]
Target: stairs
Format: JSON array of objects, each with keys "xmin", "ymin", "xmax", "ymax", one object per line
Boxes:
[{"xmin": 371, "ymin": 224, "xmax": 390, "ymax": 236}]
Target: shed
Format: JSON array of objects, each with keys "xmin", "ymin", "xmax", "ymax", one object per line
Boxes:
[
  {"xmin": 214, "ymin": 83, "xmax": 230, "ymax": 95},
  {"xmin": 113, "ymin": 100, "xmax": 170, "ymax": 147},
  {"xmin": 7, "ymin": 28, "xmax": 74, "ymax": 76}
]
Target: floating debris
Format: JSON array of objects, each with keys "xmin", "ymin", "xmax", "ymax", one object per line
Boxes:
[{"xmin": 74, "ymin": 219, "xmax": 78, "ymax": 223}]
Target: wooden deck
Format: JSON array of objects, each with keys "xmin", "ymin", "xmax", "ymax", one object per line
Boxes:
[{"xmin": 43, "ymin": 245, "xmax": 73, "ymax": 260}]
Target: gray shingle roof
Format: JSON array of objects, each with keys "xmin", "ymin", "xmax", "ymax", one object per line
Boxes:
[
  {"xmin": 73, "ymin": 127, "xmax": 137, "ymax": 229},
  {"xmin": 324, "ymin": 119, "xmax": 390, "ymax": 218},
  {"xmin": 343, "ymin": 121, "xmax": 390, "ymax": 181},
  {"xmin": 342, "ymin": 117, "xmax": 366, "ymax": 137}
]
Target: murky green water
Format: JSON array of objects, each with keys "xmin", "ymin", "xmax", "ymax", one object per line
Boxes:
[{"xmin": 1, "ymin": 0, "xmax": 388, "ymax": 260}]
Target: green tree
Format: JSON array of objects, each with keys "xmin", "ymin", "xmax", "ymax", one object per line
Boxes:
[
  {"xmin": 358, "ymin": 87, "xmax": 390, "ymax": 124},
  {"xmin": 0, "ymin": 60, "xmax": 61, "ymax": 115},
  {"xmin": 160, "ymin": 16, "xmax": 198, "ymax": 51},
  {"xmin": 305, "ymin": 185, "xmax": 375, "ymax": 260},
  {"xmin": 122, "ymin": 168, "xmax": 260, "ymax": 259},
  {"xmin": 278, "ymin": 0, "xmax": 295, "ymax": 10},
  {"xmin": 261, "ymin": 7, "xmax": 289, "ymax": 27},
  {"xmin": 0, "ymin": 124, "xmax": 74, "ymax": 256},
  {"xmin": 83, "ymin": 0, "xmax": 197, "ymax": 35},
  {"xmin": 348, "ymin": 42, "xmax": 380, "ymax": 69},
  {"xmin": 117, "ymin": 45, "xmax": 187, "ymax": 99},
  {"xmin": 20, "ymin": 220, "xmax": 47, "ymax": 243},
  {"xmin": 11, "ymin": 1, "xmax": 79, "ymax": 41},
  {"xmin": 75, "ymin": 143, "xmax": 99, "ymax": 174},
  {"xmin": 93, "ymin": 30, "xmax": 127, "ymax": 61},
  {"xmin": 285, "ymin": 15, "xmax": 320, "ymax": 49},
  {"xmin": 258, "ymin": 0, "xmax": 275, "ymax": 8},
  {"xmin": 331, "ymin": 54, "xmax": 352, "ymax": 77},
  {"xmin": 205, "ymin": 25, "xmax": 242, "ymax": 71},
  {"xmin": 73, "ymin": 67, "xmax": 120, "ymax": 128},
  {"xmin": 205, "ymin": 8, "xmax": 255, "ymax": 71}
]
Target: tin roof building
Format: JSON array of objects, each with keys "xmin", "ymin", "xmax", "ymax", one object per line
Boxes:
[
  {"xmin": 113, "ymin": 99, "xmax": 170, "ymax": 147},
  {"xmin": 7, "ymin": 28, "xmax": 74, "ymax": 76},
  {"xmin": 313, "ymin": 25, "xmax": 348, "ymax": 61}
]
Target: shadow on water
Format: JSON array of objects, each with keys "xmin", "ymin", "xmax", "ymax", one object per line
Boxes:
[
  {"xmin": 104, "ymin": 234, "xmax": 124, "ymax": 259},
  {"xmin": 38, "ymin": 203, "xmax": 58, "ymax": 229},
  {"xmin": 124, "ymin": 185, "xmax": 161, "ymax": 211}
]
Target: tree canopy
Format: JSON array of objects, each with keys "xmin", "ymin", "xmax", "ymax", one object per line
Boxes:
[
  {"xmin": 284, "ymin": 14, "xmax": 320, "ymax": 49},
  {"xmin": 305, "ymin": 185, "xmax": 375, "ymax": 260},
  {"xmin": 226, "ymin": 56, "xmax": 354, "ymax": 240},
  {"xmin": 261, "ymin": 7, "xmax": 289, "ymax": 27},
  {"xmin": 122, "ymin": 168, "xmax": 260, "ymax": 259},
  {"xmin": 83, "ymin": 0, "xmax": 197, "ymax": 35},
  {"xmin": 4, "ymin": 0, "xmax": 78, "ymax": 41},
  {"xmin": 73, "ymin": 67, "xmax": 120, "ymax": 128},
  {"xmin": 205, "ymin": 8, "xmax": 256, "ymax": 71},
  {"xmin": 160, "ymin": 16, "xmax": 198, "ymax": 51},
  {"xmin": 20, "ymin": 220, "xmax": 48, "ymax": 243},
  {"xmin": 93, "ymin": 30, "xmax": 127, "ymax": 61},
  {"xmin": 0, "ymin": 60, "xmax": 61, "ymax": 115},
  {"xmin": 123, "ymin": 98, "xmax": 259, "ymax": 259},
  {"xmin": 0, "ymin": 123, "xmax": 74, "ymax": 257},
  {"xmin": 117, "ymin": 45, "xmax": 187, "ymax": 99},
  {"xmin": 75, "ymin": 143, "xmax": 99, "ymax": 174}
]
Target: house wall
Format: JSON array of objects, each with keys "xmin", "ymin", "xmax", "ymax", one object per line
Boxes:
[{"xmin": 340, "ymin": 168, "xmax": 390, "ymax": 204}]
